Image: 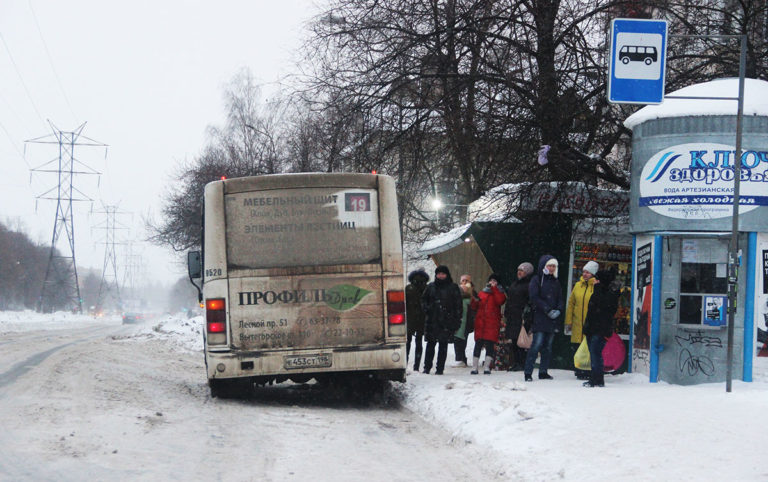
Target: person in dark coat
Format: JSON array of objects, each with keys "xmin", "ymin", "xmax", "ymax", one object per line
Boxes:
[
  {"xmin": 524, "ymin": 255, "xmax": 564, "ymax": 382},
  {"xmin": 421, "ymin": 265, "xmax": 463, "ymax": 375},
  {"xmin": 504, "ymin": 262, "xmax": 534, "ymax": 371},
  {"xmin": 471, "ymin": 273, "xmax": 507, "ymax": 374},
  {"xmin": 582, "ymin": 269, "xmax": 621, "ymax": 387},
  {"xmin": 405, "ymin": 269, "xmax": 429, "ymax": 371}
]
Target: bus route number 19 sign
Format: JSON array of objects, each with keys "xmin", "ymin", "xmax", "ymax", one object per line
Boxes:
[{"xmin": 608, "ymin": 18, "xmax": 668, "ymax": 105}]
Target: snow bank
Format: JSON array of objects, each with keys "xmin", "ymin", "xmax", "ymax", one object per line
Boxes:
[
  {"xmin": 125, "ymin": 313, "xmax": 204, "ymax": 353},
  {"xmin": 0, "ymin": 310, "xmax": 120, "ymax": 333}
]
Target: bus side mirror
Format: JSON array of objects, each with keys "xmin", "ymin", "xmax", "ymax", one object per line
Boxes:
[
  {"xmin": 188, "ymin": 251, "xmax": 202, "ymax": 279},
  {"xmin": 187, "ymin": 251, "xmax": 203, "ymax": 302}
]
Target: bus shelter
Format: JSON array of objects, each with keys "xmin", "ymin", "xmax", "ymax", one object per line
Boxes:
[{"xmin": 417, "ymin": 182, "xmax": 631, "ymax": 370}]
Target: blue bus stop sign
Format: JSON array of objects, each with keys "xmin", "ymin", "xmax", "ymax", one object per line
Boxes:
[{"xmin": 608, "ymin": 18, "xmax": 668, "ymax": 104}]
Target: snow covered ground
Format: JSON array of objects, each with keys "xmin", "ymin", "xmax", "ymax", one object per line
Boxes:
[{"xmin": 1, "ymin": 311, "xmax": 766, "ymax": 480}]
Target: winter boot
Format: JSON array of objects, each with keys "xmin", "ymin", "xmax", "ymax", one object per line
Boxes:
[
  {"xmin": 484, "ymin": 357, "xmax": 493, "ymax": 374},
  {"xmin": 593, "ymin": 372, "xmax": 605, "ymax": 387},
  {"xmin": 413, "ymin": 355, "xmax": 421, "ymax": 372},
  {"xmin": 470, "ymin": 356, "xmax": 480, "ymax": 375}
]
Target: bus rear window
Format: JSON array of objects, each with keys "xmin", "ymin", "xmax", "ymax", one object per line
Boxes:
[{"xmin": 224, "ymin": 187, "xmax": 381, "ymax": 268}]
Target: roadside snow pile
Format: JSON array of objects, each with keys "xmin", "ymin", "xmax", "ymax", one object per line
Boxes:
[
  {"xmin": 397, "ymin": 361, "xmax": 768, "ymax": 481},
  {"xmin": 135, "ymin": 313, "xmax": 204, "ymax": 353},
  {"xmin": 0, "ymin": 310, "xmax": 119, "ymax": 332}
]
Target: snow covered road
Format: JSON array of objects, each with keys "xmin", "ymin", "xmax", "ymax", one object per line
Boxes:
[
  {"xmin": 0, "ymin": 319, "xmax": 503, "ymax": 481},
  {"xmin": 1, "ymin": 312, "xmax": 766, "ymax": 481}
]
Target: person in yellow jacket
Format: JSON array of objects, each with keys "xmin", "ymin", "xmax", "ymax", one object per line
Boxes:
[{"xmin": 564, "ymin": 260, "xmax": 599, "ymax": 343}]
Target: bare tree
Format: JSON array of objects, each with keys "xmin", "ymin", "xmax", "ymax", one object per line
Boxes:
[
  {"xmin": 298, "ymin": 0, "xmax": 642, "ymax": 247},
  {"xmin": 148, "ymin": 68, "xmax": 290, "ymax": 251},
  {"xmin": 657, "ymin": 0, "xmax": 768, "ymax": 87},
  {"xmin": 0, "ymin": 221, "xmax": 61, "ymax": 310}
]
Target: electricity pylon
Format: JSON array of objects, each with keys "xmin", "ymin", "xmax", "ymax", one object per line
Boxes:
[
  {"xmin": 93, "ymin": 204, "xmax": 129, "ymax": 312},
  {"xmin": 28, "ymin": 122, "xmax": 105, "ymax": 313}
]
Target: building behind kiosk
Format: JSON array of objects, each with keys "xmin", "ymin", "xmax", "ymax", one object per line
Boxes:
[
  {"xmin": 418, "ymin": 182, "xmax": 631, "ymax": 371},
  {"xmin": 625, "ymin": 78, "xmax": 768, "ymax": 385}
]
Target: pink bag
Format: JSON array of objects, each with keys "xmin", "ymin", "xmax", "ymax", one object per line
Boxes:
[
  {"xmin": 517, "ymin": 325, "xmax": 532, "ymax": 349},
  {"xmin": 602, "ymin": 333, "xmax": 626, "ymax": 372}
]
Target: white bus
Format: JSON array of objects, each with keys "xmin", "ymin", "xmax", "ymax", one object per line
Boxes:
[{"xmin": 187, "ymin": 173, "xmax": 406, "ymax": 397}]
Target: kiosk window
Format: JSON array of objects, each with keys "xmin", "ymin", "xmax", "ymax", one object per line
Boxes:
[{"xmin": 679, "ymin": 262, "xmax": 728, "ymax": 326}]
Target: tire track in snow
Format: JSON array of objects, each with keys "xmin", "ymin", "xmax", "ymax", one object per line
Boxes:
[{"xmin": 0, "ymin": 325, "xmax": 122, "ymax": 394}]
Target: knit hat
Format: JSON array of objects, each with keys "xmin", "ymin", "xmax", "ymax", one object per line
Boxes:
[
  {"xmin": 435, "ymin": 265, "xmax": 451, "ymax": 277},
  {"xmin": 582, "ymin": 261, "xmax": 599, "ymax": 276},
  {"xmin": 595, "ymin": 269, "xmax": 615, "ymax": 285},
  {"xmin": 517, "ymin": 262, "xmax": 534, "ymax": 276},
  {"xmin": 408, "ymin": 269, "xmax": 429, "ymax": 283},
  {"xmin": 487, "ymin": 273, "xmax": 502, "ymax": 284},
  {"xmin": 544, "ymin": 257, "xmax": 558, "ymax": 278}
]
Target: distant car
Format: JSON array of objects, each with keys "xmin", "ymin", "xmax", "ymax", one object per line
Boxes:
[{"xmin": 122, "ymin": 312, "xmax": 143, "ymax": 324}]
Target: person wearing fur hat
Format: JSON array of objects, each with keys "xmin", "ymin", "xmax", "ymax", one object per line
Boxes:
[
  {"xmin": 405, "ymin": 269, "xmax": 430, "ymax": 371},
  {"xmin": 524, "ymin": 255, "xmax": 564, "ymax": 382},
  {"xmin": 471, "ymin": 273, "xmax": 507, "ymax": 374},
  {"xmin": 565, "ymin": 260, "xmax": 599, "ymax": 345},
  {"xmin": 504, "ymin": 262, "xmax": 535, "ymax": 371},
  {"xmin": 582, "ymin": 269, "xmax": 621, "ymax": 387},
  {"xmin": 420, "ymin": 265, "xmax": 463, "ymax": 374}
]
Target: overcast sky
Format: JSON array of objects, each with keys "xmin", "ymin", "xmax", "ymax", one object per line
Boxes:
[{"xmin": 0, "ymin": 0, "xmax": 320, "ymax": 286}]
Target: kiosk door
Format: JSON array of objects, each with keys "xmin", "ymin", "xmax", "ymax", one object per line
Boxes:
[{"xmin": 659, "ymin": 237, "xmax": 733, "ymax": 385}]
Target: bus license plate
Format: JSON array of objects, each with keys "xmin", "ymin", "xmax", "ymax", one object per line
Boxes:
[{"xmin": 284, "ymin": 354, "xmax": 332, "ymax": 370}]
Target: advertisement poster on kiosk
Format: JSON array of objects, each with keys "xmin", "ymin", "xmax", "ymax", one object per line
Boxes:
[
  {"xmin": 632, "ymin": 236, "xmax": 654, "ymax": 375},
  {"xmin": 703, "ymin": 295, "xmax": 727, "ymax": 326}
]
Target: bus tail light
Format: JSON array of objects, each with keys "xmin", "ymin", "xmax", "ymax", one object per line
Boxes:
[
  {"xmin": 206, "ymin": 298, "xmax": 227, "ymax": 345},
  {"xmin": 387, "ymin": 290, "xmax": 406, "ymax": 335}
]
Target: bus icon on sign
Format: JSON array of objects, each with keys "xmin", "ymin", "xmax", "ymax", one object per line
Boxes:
[
  {"xmin": 619, "ymin": 45, "xmax": 657, "ymax": 65},
  {"xmin": 614, "ymin": 31, "xmax": 663, "ymax": 80}
]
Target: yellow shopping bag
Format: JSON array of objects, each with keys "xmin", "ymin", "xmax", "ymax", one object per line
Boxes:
[{"xmin": 574, "ymin": 337, "xmax": 591, "ymax": 370}]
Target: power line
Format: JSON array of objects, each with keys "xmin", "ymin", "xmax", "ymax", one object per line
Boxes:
[
  {"xmin": 0, "ymin": 119, "xmax": 31, "ymax": 169},
  {"xmin": 27, "ymin": 0, "xmax": 78, "ymax": 124},
  {"xmin": 0, "ymin": 31, "xmax": 47, "ymax": 127},
  {"xmin": 0, "ymin": 89, "xmax": 35, "ymax": 140}
]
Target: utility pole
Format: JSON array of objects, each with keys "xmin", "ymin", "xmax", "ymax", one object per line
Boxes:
[
  {"xmin": 92, "ymin": 204, "xmax": 129, "ymax": 312},
  {"xmin": 28, "ymin": 122, "xmax": 105, "ymax": 313}
]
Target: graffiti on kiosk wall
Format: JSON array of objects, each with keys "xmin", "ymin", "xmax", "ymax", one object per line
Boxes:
[
  {"xmin": 639, "ymin": 143, "xmax": 768, "ymax": 219},
  {"xmin": 674, "ymin": 329, "xmax": 723, "ymax": 377}
]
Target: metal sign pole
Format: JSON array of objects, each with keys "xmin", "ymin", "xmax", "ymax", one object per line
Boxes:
[{"xmin": 726, "ymin": 35, "xmax": 747, "ymax": 393}]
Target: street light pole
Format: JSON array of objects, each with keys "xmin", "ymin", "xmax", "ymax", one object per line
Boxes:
[{"xmin": 726, "ymin": 35, "xmax": 747, "ymax": 393}]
